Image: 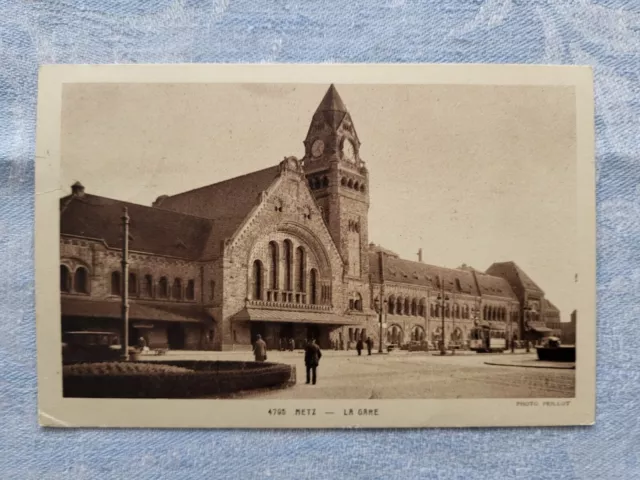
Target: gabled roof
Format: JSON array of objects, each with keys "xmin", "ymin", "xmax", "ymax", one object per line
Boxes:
[
  {"xmin": 473, "ymin": 271, "xmax": 518, "ymax": 300},
  {"xmin": 154, "ymin": 165, "xmax": 280, "ymax": 243},
  {"xmin": 60, "ymin": 193, "xmax": 214, "ymax": 260},
  {"xmin": 543, "ymin": 298, "xmax": 560, "ymax": 313},
  {"xmin": 486, "ymin": 261, "xmax": 545, "ymax": 294}
]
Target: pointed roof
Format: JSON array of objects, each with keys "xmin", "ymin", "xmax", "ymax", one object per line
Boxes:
[{"xmin": 316, "ymin": 84, "xmax": 347, "ymax": 113}]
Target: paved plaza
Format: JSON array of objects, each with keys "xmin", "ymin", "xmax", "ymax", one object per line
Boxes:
[{"xmin": 153, "ymin": 349, "xmax": 575, "ymax": 399}]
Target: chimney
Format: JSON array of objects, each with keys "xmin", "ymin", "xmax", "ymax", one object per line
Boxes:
[
  {"xmin": 71, "ymin": 181, "xmax": 85, "ymax": 197},
  {"xmin": 417, "ymin": 248, "xmax": 423, "ymax": 263}
]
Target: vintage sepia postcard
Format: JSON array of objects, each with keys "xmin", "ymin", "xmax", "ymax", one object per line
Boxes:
[{"xmin": 35, "ymin": 64, "xmax": 596, "ymax": 428}]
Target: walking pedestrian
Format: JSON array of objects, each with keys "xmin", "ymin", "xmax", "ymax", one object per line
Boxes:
[
  {"xmin": 304, "ymin": 338, "xmax": 322, "ymax": 385},
  {"xmin": 356, "ymin": 338, "xmax": 363, "ymax": 356},
  {"xmin": 366, "ymin": 336, "xmax": 374, "ymax": 355},
  {"xmin": 253, "ymin": 334, "xmax": 267, "ymax": 362}
]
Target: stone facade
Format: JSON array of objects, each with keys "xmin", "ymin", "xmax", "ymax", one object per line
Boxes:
[{"xmin": 60, "ymin": 85, "xmax": 560, "ymax": 351}]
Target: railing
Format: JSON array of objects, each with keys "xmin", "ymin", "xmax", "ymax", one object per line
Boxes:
[
  {"xmin": 248, "ymin": 297, "xmax": 331, "ymax": 311},
  {"xmin": 265, "ymin": 290, "xmax": 308, "ymax": 305}
]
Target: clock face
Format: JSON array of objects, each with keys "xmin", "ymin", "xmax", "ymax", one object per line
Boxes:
[
  {"xmin": 343, "ymin": 139, "xmax": 356, "ymax": 163},
  {"xmin": 311, "ymin": 139, "xmax": 325, "ymax": 158}
]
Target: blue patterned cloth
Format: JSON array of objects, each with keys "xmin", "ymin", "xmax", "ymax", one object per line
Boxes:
[{"xmin": 1, "ymin": 1, "xmax": 639, "ymax": 479}]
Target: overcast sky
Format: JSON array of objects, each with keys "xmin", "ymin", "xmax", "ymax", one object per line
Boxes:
[{"xmin": 61, "ymin": 82, "xmax": 577, "ymax": 322}]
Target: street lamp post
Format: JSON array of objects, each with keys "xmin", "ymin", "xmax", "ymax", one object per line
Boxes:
[
  {"xmin": 523, "ymin": 303, "xmax": 532, "ymax": 352},
  {"xmin": 437, "ymin": 287, "xmax": 449, "ymax": 356},
  {"xmin": 120, "ymin": 207, "xmax": 130, "ymax": 362},
  {"xmin": 374, "ymin": 297, "xmax": 387, "ymax": 354}
]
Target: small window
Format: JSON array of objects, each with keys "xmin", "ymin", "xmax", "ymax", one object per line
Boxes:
[
  {"xmin": 60, "ymin": 265, "xmax": 71, "ymax": 293},
  {"xmin": 74, "ymin": 267, "xmax": 89, "ymax": 294},
  {"xmin": 128, "ymin": 272, "xmax": 137, "ymax": 296},
  {"xmin": 172, "ymin": 278, "xmax": 183, "ymax": 300},
  {"xmin": 210, "ymin": 280, "xmax": 215, "ymax": 301},
  {"xmin": 158, "ymin": 277, "xmax": 169, "ymax": 298},
  {"xmin": 141, "ymin": 275, "xmax": 153, "ymax": 297},
  {"xmin": 111, "ymin": 271, "xmax": 121, "ymax": 296},
  {"xmin": 186, "ymin": 280, "xmax": 195, "ymax": 300}
]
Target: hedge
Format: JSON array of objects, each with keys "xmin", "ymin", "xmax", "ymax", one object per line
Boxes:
[{"xmin": 62, "ymin": 360, "xmax": 295, "ymax": 398}]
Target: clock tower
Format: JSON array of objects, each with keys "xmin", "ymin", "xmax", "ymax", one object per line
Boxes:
[{"xmin": 302, "ymin": 84, "xmax": 370, "ymax": 281}]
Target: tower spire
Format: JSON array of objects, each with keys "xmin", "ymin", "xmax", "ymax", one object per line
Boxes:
[{"xmin": 315, "ymin": 84, "xmax": 347, "ymax": 113}]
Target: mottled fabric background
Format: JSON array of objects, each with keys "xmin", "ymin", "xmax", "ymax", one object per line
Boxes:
[{"xmin": 1, "ymin": 1, "xmax": 638, "ymax": 479}]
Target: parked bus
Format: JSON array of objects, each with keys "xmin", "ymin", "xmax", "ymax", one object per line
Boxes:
[{"xmin": 469, "ymin": 325, "xmax": 506, "ymax": 353}]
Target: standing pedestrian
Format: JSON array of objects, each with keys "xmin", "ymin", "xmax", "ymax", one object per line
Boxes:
[
  {"xmin": 253, "ymin": 334, "xmax": 267, "ymax": 362},
  {"xmin": 356, "ymin": 338, "xmax": 363, "ymax": 356},
  {"xmin": 289, "ymin": 337, "xmax": 295, "ymax": 351},
  {"xmin": 304, "ymin": 338, "xmax": 322, "ymax": 385},
  {"xmin": 366, "ymin": 336, "xmax": 373, "ymax": 356}
]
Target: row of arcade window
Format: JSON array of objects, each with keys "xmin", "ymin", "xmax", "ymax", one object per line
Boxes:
[
  {"xmin": 348, "ymin": 292, "xmax": 363, "ymax": 311},
  {"xmin": 386, "ymin": 295, "xmax": 427, "ymax": 316},
  {"xmin": 483, "ymin": 305, "xmax": 508, "ymax": 321},
  {"xmin": 61, "ymin": 265, "xmax": 199, "ymax": 302},
  {"xmin": 340, "ymin": 177, "xmax": 365, "ymax": 192},
  {"xmin": 429, "ymin": 303, "xmax": 471, "ymax": 319},
  {"xmin": 308, "ymin": 176, "xmax": 329, "ymax": 190},
  {"xmin": 110, "ymin": 272, "xmax": 196, "ymax": 301},
  {"xmin": 60, "ymin": 265, "xmax": 89, "ymax": 294}
]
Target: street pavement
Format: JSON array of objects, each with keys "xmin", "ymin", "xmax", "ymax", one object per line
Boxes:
[{"xmin": 156, "ymin": 348, "xmax": 575, "ymax": 399}]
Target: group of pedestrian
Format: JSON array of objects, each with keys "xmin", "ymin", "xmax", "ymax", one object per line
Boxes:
[
  {"xmin": 278, "ymin": 337, "xmax": 295, "ymax": 351},
  {"xmin": 253, "ymin": 334, "xmax": 323, "ymax": 385},
  {"xmin": 253, "ymin": 335, "xmax": 378, "ymax": 387},
  {"xmin": 355, "ymin": 336, "xmax": 374, "ymax": 356}
]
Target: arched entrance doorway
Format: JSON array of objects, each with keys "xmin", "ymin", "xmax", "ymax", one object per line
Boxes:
[
  {"xmin": 411, "ymin": 325, "xmax": 426, "ymax": 342},
  {"xmin": 386, "ymin": 324, "xmax": 403, "ymax": 345}
]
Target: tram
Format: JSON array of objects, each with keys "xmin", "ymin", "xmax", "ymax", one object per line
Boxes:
[{"xmin": 469, "ymin": 324, "xmax": 507, "ymax": 353}]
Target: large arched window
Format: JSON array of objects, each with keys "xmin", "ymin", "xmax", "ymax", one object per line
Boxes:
[
  {"xmin": 310, "ymin": 268, "xmax": 318, "ymax": 305},
  {"xmin": 268, "ymin": 241, "xmax": 279, "ymax": 290},
  {"xmin": 73, "ymin": 267, "xmax": 88, "ymax": 294},
  {"xmin": 411, "ymin": 298, "xmax": 418, "ymax": 316},
  {"xmin": 141, "ymin": 275, "xmax": 153, "ymax": 297},
  {"xmin": 111, "ymin": 271, "xmax": 121, "ymax": 296},
  {"xmin": 419, "ymin": 298, "xmax": 426, "ymax": 317},
  {"xmin": 60, "ymin": 265, "xmax": 71, "ymax": 293},
  {"xmin": 128, "ymin": 272, "xmax": 137, "ymax": 296},
  {"xmin": 404, "ymin": 297, "xmax": 411, "ymax": 316},
  {"xmin": 296, "ymin": 246, "xmax": 306, "ymax": 292},
  {"xmin": 252, "ymin": 260, "xmax": 263, "ymax": 300},
  {"xmin": 172, "ymin": 278, "xmax": 183, "ymax": 300},
  {"xmin": 186, "ymin": 280, "xmax": 195, "ymax": 300},
  {"xmin": 396, "ymin": 296, "xmax": 403, "ymax": 315},
  {"xmin": 283, "ymin": 239, "xmax": 293, "ymax": 291},
  {"xmin": 158, "ymin": 277, "xmax": 169, "ymax": 298}
]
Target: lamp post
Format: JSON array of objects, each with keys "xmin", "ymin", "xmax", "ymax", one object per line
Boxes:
[
  {"xmin": 523, "ymin": 303, "xmax": 532, "ymax": 352},
  {"xmin": 120, "ymin": 207, "xmax": 130, "ymax": 361},
  {"xmin": 437, "ymin": 288, "xmax": 449, "ymax": 356},
  {"xmin": 374, "ymin": 297, "xmax": 387, "ymax": 354}
]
